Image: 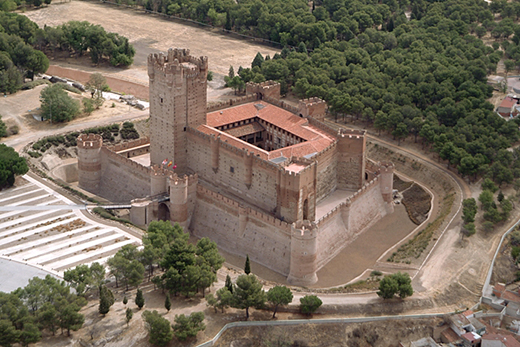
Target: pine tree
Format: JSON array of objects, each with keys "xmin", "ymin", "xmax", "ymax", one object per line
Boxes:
[
  {"xmin": 244, "ymin": 255, "xmax": 251, "ymax": 275},
  {"xmin": 251, "ymin": 52, "xmax": 264, "ymax": 69},
  {"xmin": 224, "ymin": 11, "xmax": 232, "ymax": 30},
  {"xmin": 228, "ymin": 66, "xmax": 235, "ymax": 79},
  {"xmin": 225, "ymin": 274, "xmax": 233, "ymax": 293},
  {"xmin": 165, "ymin": 294, "xmax": 171, "ymax": 312},
  {"xmin": 135, "ymin": 289, "xmax": 145, "ymax": 310},
  {"xmin": 123, "ymin": 296, "xmax": 128, "ymax": 305},
  {"xmin": 125, "ymin": 308, "xmax": 133, "ymax": 326},
  {"xmin": 98, "ymin": 285, "xmax": 114, "ymax": 316}
]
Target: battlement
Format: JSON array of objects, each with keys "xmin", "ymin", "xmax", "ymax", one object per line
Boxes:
[
  {"xmin": 101, "ymin": 147, "xmax": 152, "ymax": 176},
  {"xmin": 148, "ymin": 48, "xmax": 208, "ymax": 80},
  {"xmin": 150, "ymin": 165, "xmax": 168, "ymax": 176},
  {"xmin": 338, "ymin": 128, "xmax": 365, "ymax": 138},
  {"xmin": 170, "ymin": 172, "xmax": 198, "ymax": 185},
  {"xmin": 206, "ymin": 94, "xmax": 258, "ymax": 112},
  {"xmin": 291, "ymin": 220, "xmax": 318, "ymax": 238},
  {"xmin": 300, "ymin": 97, "xmax": 326, "ymax": 106},
  {"xmin": 316, "ymin": 176, "xmax": 381, "ymax": 227},
  {"xmin": 106, "ymin": 137, "xmax": 150, "ymax": 152},
  {"xmin": 246, "ymin": 80, "xmax": 281, "ymax": 100},
  {"xmin": 77, "ymin": 133, "xmax": 103, "ymax": 149},
  {"xmin": 379, "ymin": 161, "xmax": 395, "ymax": 173},
  {"xmin": 306, "ymin": 117, "xmax": 338, "ymax": 137},
  {"xmin": 281, "ymin": 156, "xmax": 315, "ymax": 177},
  {"xmin": 246, "ymin": 207, "xmax": 291, "ymax": 233}
]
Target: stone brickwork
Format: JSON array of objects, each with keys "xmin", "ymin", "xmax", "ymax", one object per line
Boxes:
[
  {"xmin": 298, "ymin": 97, "xmax": 327, "ymax": 120},
  {"xmin": 337, "ymin": 128, "xmax": 366, "ymax": 190},
  {"xmin": 148, "ymin": 48, "xmax": 208, "ymax": 173},
  {"xmin": 77, "ymin": 48, "xmax": 396, "ymax": 286},
  {"xmin": 77, "ymin": 134, "xmax": 103, "ymax": 194},
  {"xmin": 245, "ymin": 80, "xmax": 281, "ymax": 100}
]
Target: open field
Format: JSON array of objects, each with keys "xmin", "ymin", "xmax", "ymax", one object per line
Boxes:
[{"xmin": 23, "ymin": 0, "xmax": 279, "ymax": 85}]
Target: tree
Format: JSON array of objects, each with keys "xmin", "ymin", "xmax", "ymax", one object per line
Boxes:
[
  {"xmin": 207, "ymin": 71, "xmax": 213, "ymax": 81},
  {"xmin": 225, "ymin": 275, "xmax": 233, "ymax": 294},
  {"xmin": 172, "ymin": 312, "xmax": 206, "ymax": 341},
  {"xmin": 228, "ymin": 66, "xmax": 235, "ymax": 79},
  {"xmin": 244, "ymin": 254, "xmax": 251, "ymax": 275},
  {"xmin": 267, "ymin": 286, "xmax": 293, "ymax": 318},
  {"xmin": 196, "ymin": 237, "xmax": 225, "ymax": 273},
  {"xmin": 58, "ymin": 303, "xmax": 84, "ymax": 336},
  {"xmin": 135, "ymin": 289, "xmax": 145, "ymax": 310},
  {"xmin": 299, "ymin": 295, "xmax": 322, "ymax": 315},
  {"xmin": 0, "ymin": 144, "xmax": 28, "ymax": 188},
  {"xmin": 232, "ymin": 274, "xmax": 266, "ymax": 319},
  {"xmin": 164, "ymin": 295, "xmax": 171, "ymax": 312},
  {"xmin": 482, "ymin": 178, "xmax": 498, "ymax": 193},
  {"xmin": 392, "ymin": 123, "xmax": 408, "ymax": 145},
  {"xmin": 205, "ymin": 294, "xmax": 218, "ymax": 313},
  {"xmin": 142, "ymin": 310, "xmax": 173, "ymax": 346},
  {"xmin": 479, "ymin": 190, "xmax": 494, "ymax": 211},
  {"xmin": 123, "ymin": 296, "xmax": 128, "ymax": 305},
  {"xmin": 125, "ymin": 308, "xmax": 133, "ymax": 326},
  {"xmin": 377, "ymin": 272, "xmax": 413, "ymax": 299},
  {"xmin": 64, "ymin": 264, "xmax": 92, "ymax": 296},
  {"xmin": 40, "ymin": 84, "xmax": 80, "ymax": 123},
  {"xmin": 98, "ymin": 285, "xmax": 114, "ymax": 316},
  {"xmin": 252, "ymin": 52, "xmax": 264, "ymax": 69},
  {"xmin": 85, "ymin": 72, "xmax": 107, "ymax": 105}
]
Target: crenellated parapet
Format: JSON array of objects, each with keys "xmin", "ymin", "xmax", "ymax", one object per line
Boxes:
[
  {"xmin": 206, "ymin": 94, "xmax": 258, "ymax": 112},
  {"xmin": 246, "ymin": 80, "xmax": 281, "ymax": 100},
  {"xmin": 298, "ymin": 97, "xmax": 327, "ymax": 120},
  {"xmin": 77, "ymin": 133, "xmax": 103, "ymax": 149},
  {"xmin": 148, "ymin": 48, "xmax": 208, "ymax": 82},
  {"xmin": 288, "ymin": 220, "xmax": 318, "ymax": 286},
  {"xmin": 106, "ymin": 137, "xmax": 150, "ymax": 153}
]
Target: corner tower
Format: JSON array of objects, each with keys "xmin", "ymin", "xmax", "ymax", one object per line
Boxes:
[
  {"xmin": 77, "ymin": 133, "xmax": 103, "ymax": 194},
  {"xmin": 148, "ymin": 48, "xmax": 208, "ymax": 173}
]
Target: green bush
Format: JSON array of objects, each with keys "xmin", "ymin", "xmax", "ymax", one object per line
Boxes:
[
  {"xmin": 512, "ymin": 246, "xmax": 520, "ymax": 260},
  {"xmin": 56, "ymin": 82, "xmax": 82, "ymax": 94},
  {"xmin": 123, "ymin": 121, "xmax": 134, "ymax": 129},
  {"xmin": 28, "ymin": 151, "xmax": 41, "ymax": 158},
  {"xmin": 21, "ymin": 79, "xmax": 51, "ymax": 90}
]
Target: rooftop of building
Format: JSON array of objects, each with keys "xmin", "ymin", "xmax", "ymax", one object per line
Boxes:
[
  {"xmin": 500, "ymin": 97, "xmax": 518, "ymax": 109},
  {"xmin": 482, "ymin": 333, "xmax": 520, "ymax": 347},
  {"xmin": 204, "ymin": 101, "xmax": 335, "ymax": 160}
]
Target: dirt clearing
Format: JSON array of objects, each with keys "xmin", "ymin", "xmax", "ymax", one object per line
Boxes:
[{"xmin": 23, "ymin": 1, "xmax": 279, "ymax": 85}]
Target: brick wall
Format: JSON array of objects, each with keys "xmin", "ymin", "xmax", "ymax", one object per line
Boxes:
[
  {"xmin": 98, "ymin": 148, "xmax": 152, "ymax": 202},
  {"xmin": 191, "ymin": 185, "xmax": 291, "ymax": 275}
]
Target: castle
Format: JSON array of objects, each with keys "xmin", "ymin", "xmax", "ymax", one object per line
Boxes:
[{"xmin": 77, "ymin": 48, "xmax": 394, "ymax": 286}]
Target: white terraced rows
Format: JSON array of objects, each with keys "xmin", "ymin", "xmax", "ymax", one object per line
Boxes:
[{"xmin": 0, "ymin": 176, "xmax": 141, "ymax": 276}]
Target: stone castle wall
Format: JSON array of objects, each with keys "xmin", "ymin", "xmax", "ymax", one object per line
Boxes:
[
  {"xmin": 314, "ymin": 141, "xmax": 338, "ymax": 202},
  {"xmin": 314, "ymin": 177, "xmax": 390, "ymax": 270},
  {"xmin": 98, "ymin": 146, "xmax": 152, "ymax": 202},
  {"xmin": 191, "ymin": 185, "xmax": 292, "ymax": 276},
  {"xmin": 186, "ymin": 127, "xmax": 279, "ymax": 213}
]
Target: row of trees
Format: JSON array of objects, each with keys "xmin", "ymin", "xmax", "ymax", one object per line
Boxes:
[
  {"xmin": 0, "ymin": 10, "xmax": 134, "ymax": 95},
  {"xmin": 0, "ymin": 275, "xmax": 86, "ymax": 347},
  {"xmin": 36, "ymin": 21, "xmax": 135, "ymax": 67}
]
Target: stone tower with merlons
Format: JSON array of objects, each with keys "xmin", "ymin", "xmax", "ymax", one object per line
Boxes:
[{"xmin": 148, "ymin": 48, "xmax": 208, "ymax": 173}]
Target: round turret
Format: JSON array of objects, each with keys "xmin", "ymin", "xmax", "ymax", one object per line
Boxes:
[
  {"xmin": 287, "ymin": 220, "xmax": 318, "ymax": 286},
  {"xmin": 77, "ymin": 134, "xmax": 103, "ymax": 194}
]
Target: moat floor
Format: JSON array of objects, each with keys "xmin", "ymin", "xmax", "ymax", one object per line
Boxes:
[{"xmin": 314, "ymin": 203, "xmax": 414, "ymax": 287}]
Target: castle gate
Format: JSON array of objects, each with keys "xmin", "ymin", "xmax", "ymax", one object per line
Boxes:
[{"xmin": 157, "ymin": 203, "xmax": 170, "ymax": 221}]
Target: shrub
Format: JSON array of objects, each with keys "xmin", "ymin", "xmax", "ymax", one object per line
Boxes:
[
  {"xmin": 8, "ymin": 125, "xmax": 19, "ymax": 135},
  {"xmin": 56, "ymin": 82, "xmax": 82, "ymax": 94},
  {"xmin": 21, "ymin": 79, "xmax": 51, "ymax": 90},
  {"xmin": 299, "ymin": 295, "xmax": 322, "ymax": 315},
  {"xmin": 28, "ymin": 151, "xmax": 42, "ymax": 158}
]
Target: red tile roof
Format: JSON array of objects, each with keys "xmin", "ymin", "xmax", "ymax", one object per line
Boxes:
[
  {"xmin": 500, "ymin": 290, "xmax": 520, "ymax": 303},
  {"xmin": 441, "ymin": 328, "xmax": 462, "ymax": 343},
  {"xmin": 500, "ymin": 97, "xmax": 517, "ymax": 109},
  {"xmin": 197, "ymin": 125, "xmax": 269, "ymax": 160},
  {"xmin": 205, "ymin": 101, "xmax": 335, "ymax": 160}
]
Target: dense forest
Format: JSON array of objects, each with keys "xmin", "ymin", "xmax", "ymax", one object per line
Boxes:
[{"xmin": 125, "ymin": 0, "xmax": 520, "ymax": 185}]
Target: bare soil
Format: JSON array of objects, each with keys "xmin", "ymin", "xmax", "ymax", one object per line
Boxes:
[
  {"xmin": 214, "ymin": 318, "xmax": 442, "ymax": 347},
  {"xmin": 402, "ymin": 183, "xmax": 432, "ymax": 225},
  {"xmin": 22, "ymin": 1, "xmax": 279, "ymax": 84}
]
